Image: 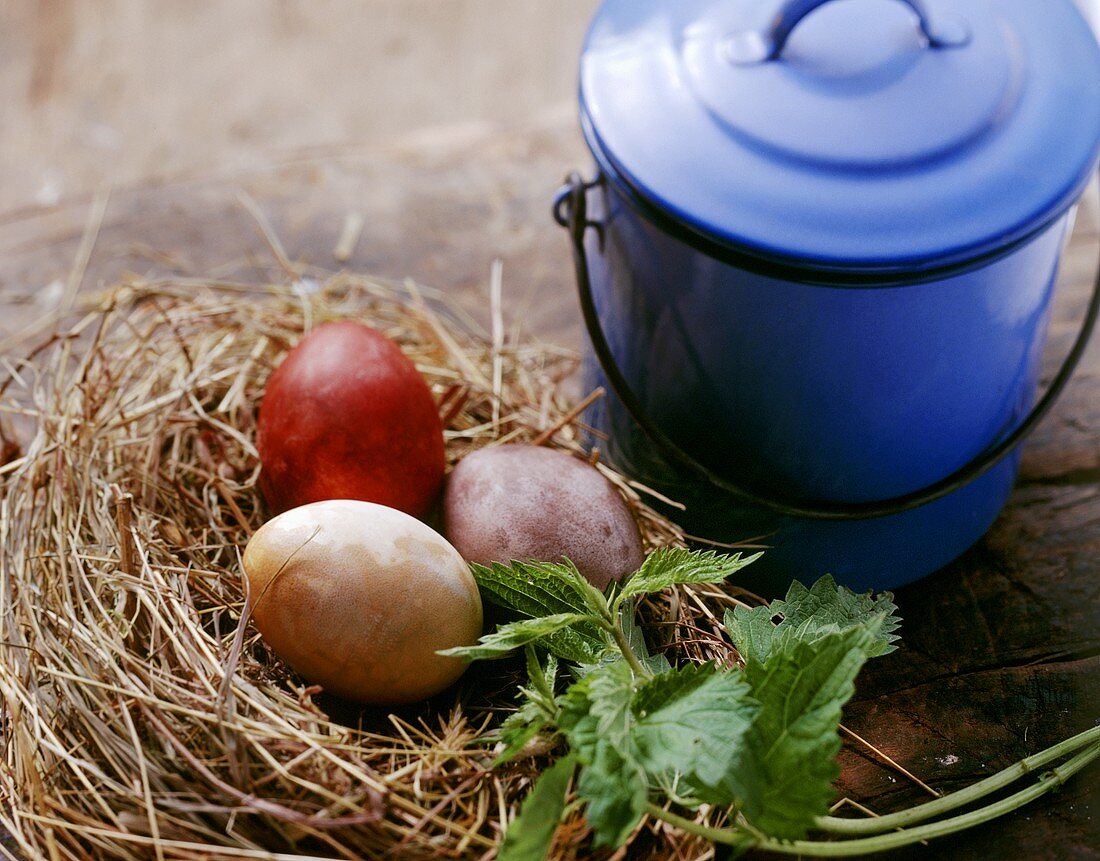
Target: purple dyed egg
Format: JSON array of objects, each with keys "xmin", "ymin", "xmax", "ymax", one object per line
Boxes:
[{"xmin": 443, "ymin": 445, "xmax": 645, "ymax": 590}]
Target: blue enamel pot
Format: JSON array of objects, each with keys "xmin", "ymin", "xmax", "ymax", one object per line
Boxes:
[{"xmin": 556, "ymin": 0, "xmax": 1100, "ymax": 592}]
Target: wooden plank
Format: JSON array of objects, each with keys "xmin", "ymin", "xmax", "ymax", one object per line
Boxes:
[{"xmin": 0, "ymin": 117, "xmax": 591, "ymax": 352}]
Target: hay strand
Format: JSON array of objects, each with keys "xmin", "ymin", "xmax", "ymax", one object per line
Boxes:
[{"xmin": 0, "ymin": 270, "xmax": 770, "ymax": 859}]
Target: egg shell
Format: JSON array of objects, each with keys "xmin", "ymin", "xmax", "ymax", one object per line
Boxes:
[
  {"xmin": 443, "ymin": 445, "xmax": 645, "ymax": 590},
  {"xmin": 242, "ymin": 499, "xmax": 482, "ymax": 705},
  {"xmin": 257, "ymin": 320, "xmax": 445, "ymax": 517}
]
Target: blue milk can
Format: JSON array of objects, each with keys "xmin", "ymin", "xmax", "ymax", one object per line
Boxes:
[{"xmin": 556, "ymin": 0, "xmax": 1100, "ymax": 591}]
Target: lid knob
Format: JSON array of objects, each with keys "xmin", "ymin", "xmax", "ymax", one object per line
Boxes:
[{"xmin": 726, "ymin": 0, "xmax": 971, "ymax": 65}]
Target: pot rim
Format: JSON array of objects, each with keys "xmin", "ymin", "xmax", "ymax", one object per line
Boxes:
[{"xmin": 581, "ymin": 105, "xmax": 1093, "ymax": 290}]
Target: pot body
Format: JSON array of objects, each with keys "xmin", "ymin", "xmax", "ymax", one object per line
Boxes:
[{"xmin": 582, "ymin": 178, "xmax": 1070, "ymax": 592}]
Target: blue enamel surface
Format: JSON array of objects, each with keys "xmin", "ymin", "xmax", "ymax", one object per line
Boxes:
[
  {"xmin": 574, "ymin": 0, "xmax": 1099, "ymax": 589},
  {"xmin": 580, "ymin": 0, "xmax": 1100, "ymax": 273},
  {"xmin": 579, "ymin": 181, "xmax": 1070, "ymax": 590}
]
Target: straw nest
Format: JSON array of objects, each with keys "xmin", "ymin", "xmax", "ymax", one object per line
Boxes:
[{"xmin": 0, "ymin": 272, "xmax": 763, "ymax": 860}]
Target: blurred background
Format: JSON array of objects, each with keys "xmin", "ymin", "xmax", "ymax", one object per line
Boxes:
[
  {"xmin": 0, "ymin": 0, "xmax": 599, "ymax": 215},
  {"xmin": 0, "ymin": 0, "xmax": 1095, "ymax": 350}
]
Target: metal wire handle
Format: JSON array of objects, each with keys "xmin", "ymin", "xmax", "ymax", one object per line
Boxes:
[
  {"xmin": 555, "ymin": 171, "xmax": 1100, "ymax": 521},
  {"xmin": 725, "ymin": 0, "xmax": 971, "ymax": 65}
]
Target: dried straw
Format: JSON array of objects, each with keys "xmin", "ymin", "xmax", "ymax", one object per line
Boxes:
[{"xmin": 0, "ymin": 272, "xmax": 762, "ymax": 860}]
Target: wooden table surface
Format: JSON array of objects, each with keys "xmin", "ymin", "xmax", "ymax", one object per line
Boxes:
[{"xmin": 1, "ymin": 117, "xmax": 1097, "ymax": 860}]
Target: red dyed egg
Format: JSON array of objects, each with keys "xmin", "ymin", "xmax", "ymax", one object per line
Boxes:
[{"xmin": 257, "ymin": 321, "xmax": 444, "ymax": 517}]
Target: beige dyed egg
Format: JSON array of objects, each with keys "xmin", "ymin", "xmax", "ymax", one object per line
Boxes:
[
  {"xmin": 242, "ymin": 499, "xmax": 482, "ymax": 704},
  {"xmin": 443, "ymin": 445, "xmax": 645, "ymax": 590}
]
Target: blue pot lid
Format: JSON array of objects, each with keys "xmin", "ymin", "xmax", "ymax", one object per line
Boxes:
[{"xmin": 579, "ymin": 0, "xmax": 1100, "ymax": 277}]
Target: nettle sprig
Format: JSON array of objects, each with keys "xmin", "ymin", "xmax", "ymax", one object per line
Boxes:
[{"xmin": 441, "ymin": 549, "xmax": 1100, "ymax": 859}]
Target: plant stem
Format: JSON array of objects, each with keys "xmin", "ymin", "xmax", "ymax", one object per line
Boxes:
[
  {"xmin": 616, "ymin": 623, "xmax": 655, "ymax": 679},
  {"xmin": 597, "ymin": 617, "xmax": 654, "ymax": 680},
  {"xmin": 645, "ymin": 740, "xmax": 1100, "ymax": 857},
  {"xmin": 817, "ymin": 723, "xmax": 1100, "ymax": 836},
  {"xmin": 645, "ymin": 804, "xmax": 758, "ymax": 850}
]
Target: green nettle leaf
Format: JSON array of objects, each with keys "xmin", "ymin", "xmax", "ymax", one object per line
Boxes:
[
  {"xmin": 494, "ymin": 709, "xmax": 549, "ymax": 767},
  {"xmin": 526, "ymin": 647, "xmax": 559, "ymax": 703},
  {"xmin": 469, "ymin": 561, "xmax": 613, "ymax": 663},
  {"xmin": 471, "ymin": 559, "xmax": 606, "ymax": 615},
  {"xmin": 772, "ymin": 576, "xmax": 900, "ymax": 657},
  {"xmin": 559, "ymin": 661, "xmax": 648, "ymax": 847},
  {"xmin": 457, "ymin": 565, "xmax": 913, "ymax": 849},
  {"xmin": 431, "ymin": 559, "xmax": 1083, "ymax": 855},
  {"xmin": 498, "ymin": 753, "xmax": 577, "ymax": 861},
  {"xmin": 558, "ymin": 660, "xmax": 638, "ymax": 737},
  {"xmin": 492, "ymin": 649, "xmax": 562, "ymax": 766},
  {"xmin": 723, "ymin": 604, "xmax": 777, "ymax": 667},
  {"xmin": 619, "ymin": 605, "xmax": 672, "ymax": 676},
  {"xmin": 630, "ymin": 662, "xmax": 760, "ymax": 801},
  {"xmin": 619, "ymin": 548, "xmax": 761, "ymax": 601},
  {"xmin": 737, "ymin": 625, "xmax": 878, "ymax": 839},
  {"xmin": 725, "ymin": 575, "xmax": 901, "ymax": 666},
  {"xmin": 576, "ymin": 736, "xmax": 649, "ymax": 848},
  {"xmin": 438, "ymin": 613, "xmax": 598, "ymax": 660}
]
